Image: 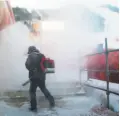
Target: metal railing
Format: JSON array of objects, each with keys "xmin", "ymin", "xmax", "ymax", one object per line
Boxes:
[{"xmin": 80, "ymin": 38, "xmax": 119, "ymax": 109}]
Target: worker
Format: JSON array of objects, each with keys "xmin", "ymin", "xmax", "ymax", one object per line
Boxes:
[{"xmin": 25, "ymin": 46, "xmax": 55, "ymax": 112}]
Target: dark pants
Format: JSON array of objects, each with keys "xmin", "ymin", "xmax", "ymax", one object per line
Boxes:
[{"xmin": 29, "ymin": 78, "xmax": 55, "ymax": 109}]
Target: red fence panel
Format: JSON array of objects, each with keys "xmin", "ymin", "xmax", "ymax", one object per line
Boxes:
[{"xmin": 85, "ymin": 50, "xmax": 119, "ymax": 83}]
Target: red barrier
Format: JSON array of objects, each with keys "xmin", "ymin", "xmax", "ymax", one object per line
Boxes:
[{"xmin": 85, "ymin": 49, "xmax": 119, "ymax": 83}]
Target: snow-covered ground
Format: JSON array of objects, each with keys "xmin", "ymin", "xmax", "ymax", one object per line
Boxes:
[
  {"xmin": 0, "ymin": 96, "xmax": 107, "ymax": 116},
  {"xmin": 79, "ymin": 72, "xmax": 119, "ymax": 112},
  {"xmin": 0, "ymin": 95, "xmax": 118, "ymax": 116}
]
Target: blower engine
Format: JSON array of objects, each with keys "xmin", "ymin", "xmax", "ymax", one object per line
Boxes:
[{"xmin": 40, "ymin": 57, "xmax": 55, "ymax": 73}]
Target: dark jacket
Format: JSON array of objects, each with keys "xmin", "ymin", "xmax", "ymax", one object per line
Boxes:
[{"xmin": 25, "ymin": 46, "xmax": 45, "ymax": 80}]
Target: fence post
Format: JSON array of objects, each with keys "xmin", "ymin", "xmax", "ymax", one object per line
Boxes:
[
  {"xmin": 105, "ymin": 38, "xmax": 110, "ymax": 109},
  {"xmin": 79, "ymin": 69, "xmax": 82, "ymax": 85}
]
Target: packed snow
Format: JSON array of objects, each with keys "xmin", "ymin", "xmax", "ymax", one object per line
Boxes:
[{"xmin": 0, "ymin": 96, "xmax": 104, "ymax": 116}]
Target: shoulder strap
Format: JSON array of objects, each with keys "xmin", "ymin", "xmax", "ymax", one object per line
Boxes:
[
  {"xmin": 40, "ymin": 54, "xmax": 46, "ymax": 72},
  {"xmin": 40, "ymin": 55, "xmax": 46, "ymax": 72}
]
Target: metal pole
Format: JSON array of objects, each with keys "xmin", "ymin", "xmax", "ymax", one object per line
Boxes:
[
  {"xmin": 79, "ymin": 69, "xmax": 82, "ymax": 86},
  {"xmin": 105, "ymin": 38, "xmax": 110, "ymax": 109},
  {"xmin": 81, "ymin": 69, "xmax": 119, "ymax": 73},
  {"xmin": 84, "ymin": 84, "xmax": 119, "ymax": 95}
]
